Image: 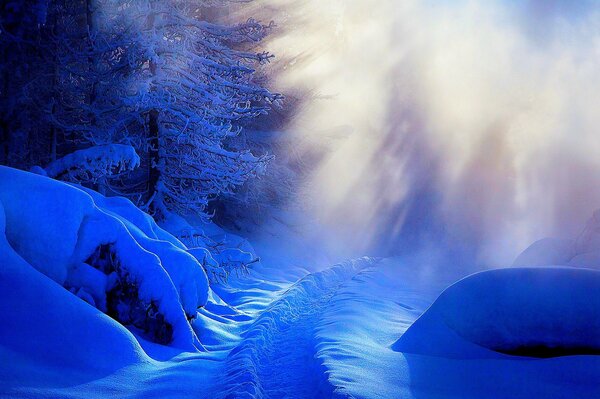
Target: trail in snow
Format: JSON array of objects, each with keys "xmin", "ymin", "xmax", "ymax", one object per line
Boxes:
[
  {"xmin": 217, "ymin": 258, "xmax": 377, "ymax": 399},
  {"xmin": 315, "ymin": 258, "xmax": 454, "ymax": 398}
]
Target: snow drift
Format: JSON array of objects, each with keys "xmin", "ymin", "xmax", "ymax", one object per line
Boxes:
[
  {"xmin": 0, "ymin": 204, "xmax": 148, "ymax": 376},
  {"xmin": 394, "ymin": 267, "xmax": 600, "ymax": 359},
  {"xmin": 514, "ymin": 209, "xmax": 600, "ymax": 270},
  {"xmin": 0, "ymin": 166, "xmax": 209, "ymax": 351}
]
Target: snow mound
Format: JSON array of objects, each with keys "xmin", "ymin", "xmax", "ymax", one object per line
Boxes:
[
  {"xmin": 394, "ymin": 267, "xmax": 600, "ymax": 358},
  {"xmin": 512, "ymin": 238, "xmax": 575, "ymax": 267},
  {"xmin": 0, "ymin": 166, "xmax": 208, "ymax": 350},
  {"xmin": 0, "ymin": 200, "xmax": 148, "ymax": 375},
  {"xmin": 513, "ymin": 209, "xmax": 600, "ymax": 270}
]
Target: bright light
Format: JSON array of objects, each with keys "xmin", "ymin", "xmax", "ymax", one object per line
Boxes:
[{"xmin": 236, "ymin": 0, "xmax": 600, "ymax": 267}]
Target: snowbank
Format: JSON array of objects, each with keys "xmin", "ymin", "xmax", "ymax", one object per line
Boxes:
[
  {"xmin": 0, "ymin": 199, "xmax": 148, "ymax": 374},
  {"xmin": 394, "ymin": 267, "xmax": 600, "ymax": 358},
  {"xmin": 0, "ymin": 166, "xmax": 208, "ymax": 350},
  {"xmin": 513, "ymin": 209, "xmax": 600, "ymax": 270},
  {"xmin": 512, "ymin": 238, "xmax": 575, "ymax": 267}
]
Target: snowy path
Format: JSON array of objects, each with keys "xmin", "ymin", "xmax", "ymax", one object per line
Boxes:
[
  {"xmin": 217, "ymin": 258, "xmax": 377, "ymax": 399},
  {"xmin": 315, "ymin": 258, "xmax": 453, "ymax": 398},
  {"xmin": 211, "ymin": 255, "xmax": 453, "ymax": 399}
]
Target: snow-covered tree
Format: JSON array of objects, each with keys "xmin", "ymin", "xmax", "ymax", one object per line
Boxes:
[
  {"xmin": 1, "ymin": 0, "xmax": 281, "ymax": 221},
  {"xmin": 0, "ymin": 0, "xmax": 51, "ymax": 166},
  {"xmin": 95, "ymin": 0, "xmax": 282, "ymax": 219}
]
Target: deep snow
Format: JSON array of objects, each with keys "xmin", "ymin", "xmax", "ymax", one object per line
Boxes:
[
  {"xmin": 0, "ymin": 166, "xmax": 208, "ymax": 350},
  {"xmin": 396, "ymin": 267, "xmax": 600, "ymax": 358},
  {"xmin": 2, "ymin": 167, "xmax": 600, "ymax": 398}
]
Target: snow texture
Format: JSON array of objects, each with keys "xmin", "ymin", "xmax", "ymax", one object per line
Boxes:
[
  {"xmin": 0, "ymin": 197, "xmax": 149, "ymax": 378},
  {"xmin": 0, "ymin": 166, "xmax": 208, "ymax": 350},
  {"xmin": 3, "ymin": 167, "xmax": 600, "ymax": 398}
]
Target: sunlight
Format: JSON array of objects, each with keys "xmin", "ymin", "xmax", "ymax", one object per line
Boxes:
[{"xmin": 249, "ymin": 0, "xmax": 600, "ymax": 266}]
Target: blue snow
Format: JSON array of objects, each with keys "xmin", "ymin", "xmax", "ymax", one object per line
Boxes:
[{"xmin": 2, "ymin": 167, "xmax": 600, "ymax": 398}]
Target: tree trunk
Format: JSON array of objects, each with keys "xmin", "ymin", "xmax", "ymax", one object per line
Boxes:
[
  {"xmin": 86, "ymin": 0, "xmax": 97, "ymax": 113},
  {"xmin": 145, "ymin": 2, "xmax": 162, "ymax": 216},
  {"xmin": 0, "ymin": 58, "xmax": 8, "ymax": 164},
  {"xmin": 147, "ymin": 108, "xmax": 160, "ymax": 207}
]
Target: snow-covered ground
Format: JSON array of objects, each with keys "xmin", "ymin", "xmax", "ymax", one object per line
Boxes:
[{"xmin": 2, "ymin": 167, "xmax": 600, "ymax": 398}]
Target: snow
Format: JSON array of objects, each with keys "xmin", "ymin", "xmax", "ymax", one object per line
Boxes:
[
  {"xmin": 65, "ymin": 262, "xmax": 109, "ymax": 310},
  {"xmin": 512, "ymin": 237, "xmax": 576, "ymax": 267},
  {"xmin": 82, "ymin": 188, "xmax": 185, "ymax": 250},
  {"xmin": 0, "ymin": 166, "xmax": 90, "ymax": 283},
  {"xmin": 311, "ymin": 259, "xmax": 600, "ymax": 399},
  {"xmin": 0, "ymin": 166, "xmax": 208, "ymax": 351},
  {"xmin": 43, "ymin": 144, "xmax": 140, "ymax": 180},
  {"xmin": 513, "ymin": 210, "xmax": 600, "ymax": 270},
  {"xmin": 395, "ymin": 267, "xmax": 600, "ymax": 358},
  {"xmin": 3, "ymin": 0, "xmax": 600, "ymax": 395},
  {"xmin": 217, "ymin": 258, "xmax": 375, "ymax": 398},
  {"xmin": 0, "ymin": 199, "xmax": 149, "ymax": 381},
  {"xmin": 3, "ymin": 167, "xmax": 600, "ymax": 398}
]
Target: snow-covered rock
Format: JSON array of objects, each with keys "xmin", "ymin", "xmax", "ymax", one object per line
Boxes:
[
  {"xmin": 0, "ymin": 166, "xmax": 209, "ymax": 350},
  {"xmin": 394, "ymin": 267, "xmax": 600, "ymax": 359}
]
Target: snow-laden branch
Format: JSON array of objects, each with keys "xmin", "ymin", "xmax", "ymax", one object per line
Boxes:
[{"xmin": 45, "ymin": 144, "xmax": 140, "ymax": 181}]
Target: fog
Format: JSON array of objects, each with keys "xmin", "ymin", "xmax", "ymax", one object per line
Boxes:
[{"xmin": 236, "ymin": 0, "xmax": 600, "ymax": 268}]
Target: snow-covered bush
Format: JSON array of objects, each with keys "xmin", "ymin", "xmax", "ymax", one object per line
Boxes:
[
  {"xmin": 0, "ymin": 166, "xmax": 208, "ymax": 350},
  {"xmin": 0, "ymin": 202, "xmax": 149, "ymax": 374},
  {"xmin": 190, "ymin": 246, "xmax": 257, "ymax": 284},
  {"xmin": 157, "ymin": 210, "xmax": 261, "ymax": 284},
  {"xmin": 44, "ymin": 144, "xmax": 140, "ymax": 181}
]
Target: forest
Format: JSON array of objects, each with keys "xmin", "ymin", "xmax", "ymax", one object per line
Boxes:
[{"xmin": 1, "ymin": 0, "xmax": 281, "ymax": 220}]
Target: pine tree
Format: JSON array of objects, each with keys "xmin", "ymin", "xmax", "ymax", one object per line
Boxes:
[
  {"xmin": 1, "ymin": 0, "xmax": 281, "ymax": 220},
  {"xmin": 116, "ymin": 0, "xmax": 282, "ymax": 219}
]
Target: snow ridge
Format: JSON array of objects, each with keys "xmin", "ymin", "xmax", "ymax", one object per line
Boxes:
[{"xmin": 217, "ymin": 257, "xmax": 377, "ymax": 399}]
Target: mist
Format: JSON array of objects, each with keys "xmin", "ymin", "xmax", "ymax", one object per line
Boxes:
[{"xmin": 235, "ymin": 0, "xmax": 600, "ymax": 268}]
